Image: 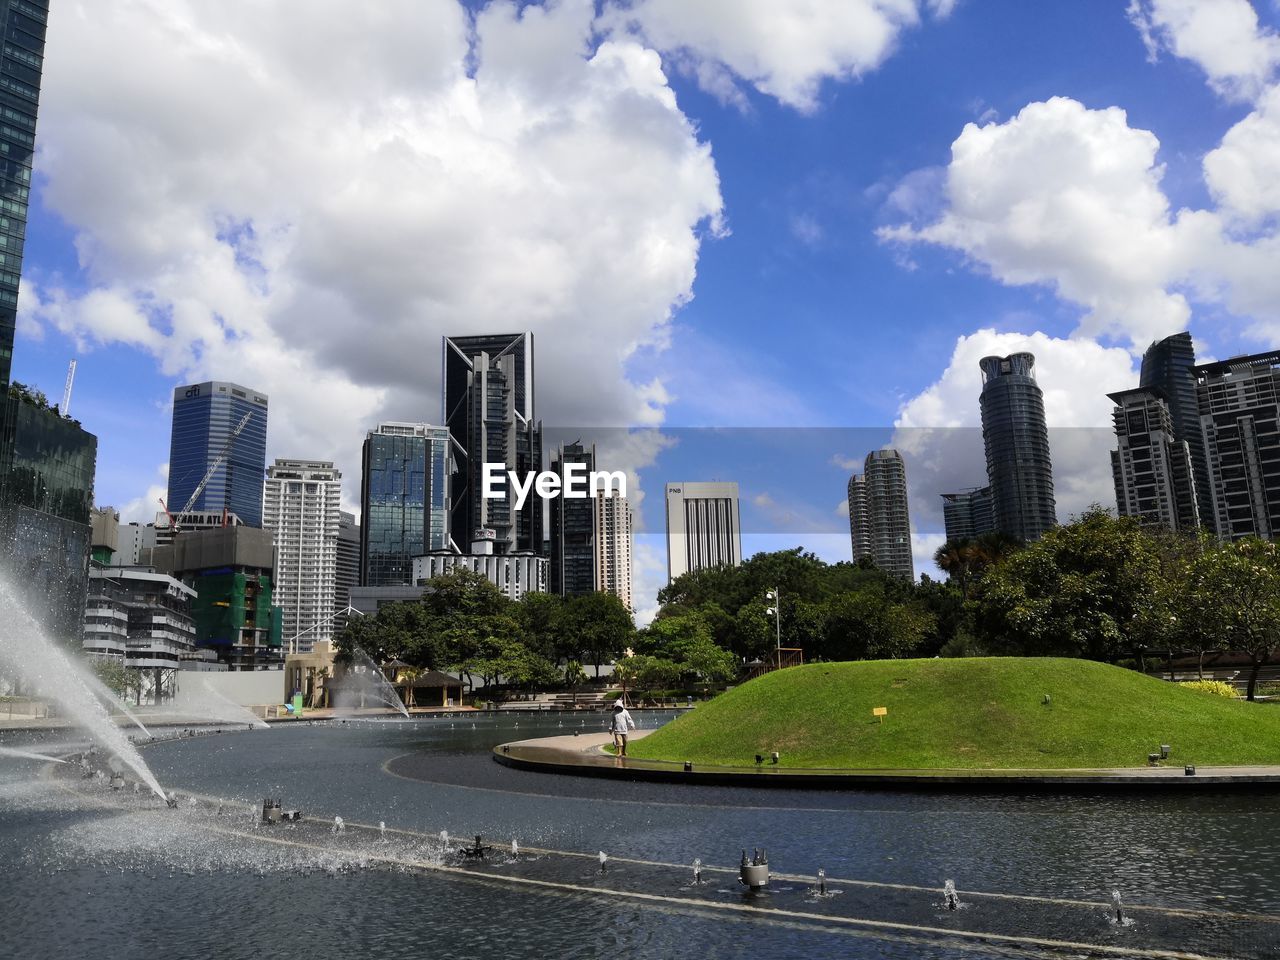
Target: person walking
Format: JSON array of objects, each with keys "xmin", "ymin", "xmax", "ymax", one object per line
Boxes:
[{"xmin": 610, "ymin": 701, "xmax": 636, "ymax": 756}]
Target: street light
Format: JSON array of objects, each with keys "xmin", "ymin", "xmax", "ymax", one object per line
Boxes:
[
  {"xmin": 764, "ymin": 588, "xmax": 781, "ymax": 670},
  {"xmin": 286, "ymin": 604, "xmax": 365, "ymax": 656}
]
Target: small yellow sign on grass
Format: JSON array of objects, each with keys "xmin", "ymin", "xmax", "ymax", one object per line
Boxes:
[{"xmin": 872, "ymin": 706, "xmax": 888, "ymax": 723}]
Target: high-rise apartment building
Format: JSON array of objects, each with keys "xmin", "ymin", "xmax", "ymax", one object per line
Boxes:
[
  {"xmin": 549, "ymin": 441, "xmax": 596, "ymax": 596},
  {"xmin": 1140, "ymin": 332, "xmax": 1211, "ymax": 527},
  {"xmin": 167, "ymin": 381, "xmax": 268, "ymax": 528},
  {"xmin": 665, "ymin": 482, "xmax": 741, "ymax": 582},
  {"xmin": 847, "ymin": 449, "xmax": 914, "ymax": 579},
  {"xmin": 360, "ymin": 422, "xmax": 451, "ymax": 587},
  {"xmin": 940, "ymin": 487, "xmax": 995, "ymax": 542},
  {"xmin": 442, "ymin": 333, "xmax": 543, "ymax": 554},
  {"xmin": 263, "ymin": 459, "xmax": 341, "ymax": 654},
  {"xmin": 335, "ymin": 510, "xmax": 360, "ymax": 616},
  {"xmin": 0, "ymin": 0, "xmax": 99, "ymax": 642},
  {"xmin": 595, "ymin": 490, "xmax": 634, "ymax": 611},
  {"xmin": 1193, "ymin": 350, "xmax": 1280, "ymax": 540},
  {"xmin": 1108, "ymin": 388, "xmax": 1200, "ymax": 533},
  {"xmin": 979, "ymin": 353, "xmax": 1056, "ymax": 541}
]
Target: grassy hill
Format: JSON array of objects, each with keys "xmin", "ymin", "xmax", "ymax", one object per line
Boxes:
[{"xmin": 627, "ymin": 658, "xmax": 1280, "ymax": 770}]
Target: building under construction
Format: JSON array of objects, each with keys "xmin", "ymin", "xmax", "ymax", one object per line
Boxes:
[{"xmin": 153, "ymin": 525, "xmax": 283, "ymax": 671}]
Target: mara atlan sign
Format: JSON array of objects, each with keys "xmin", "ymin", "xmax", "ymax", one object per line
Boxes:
[{"xmin": 482, "ymin": 463, "xmax": 627, "ymax": 509}]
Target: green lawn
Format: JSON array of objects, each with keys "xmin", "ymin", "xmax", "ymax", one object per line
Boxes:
[{"xmin": 627, "ymin": 658, "xmax": 1280, "ymax": 770}]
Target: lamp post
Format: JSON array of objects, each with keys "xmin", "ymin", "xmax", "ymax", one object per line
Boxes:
[
  {"xmin": 286, "ymin": 604, "xmax": 364, "ymax": 657},
  {"xmin": 764, "ymin": 588, "xmax": 781, "ymax": 670}
]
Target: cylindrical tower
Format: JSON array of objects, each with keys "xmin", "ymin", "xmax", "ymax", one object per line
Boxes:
[{"xmin": 979, "ymin": 353, "xmax": 1056, "ymax": 541}]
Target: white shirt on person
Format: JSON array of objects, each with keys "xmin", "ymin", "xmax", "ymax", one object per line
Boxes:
[{"xmin": 610, "ymin": 708, "xmax": 635, "ymax": 734}]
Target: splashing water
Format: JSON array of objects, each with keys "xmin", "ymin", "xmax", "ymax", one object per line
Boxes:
[
  {"xmin": 1111, "ymin": 889, "xmax": 1125, "ymax": 924},
  {"xmin": 77, "ymin": 668, "xmax": 152, "ymax": 738},
  {"xmin": 0, "ymin": 746, "xmax": 67, "ymax": 764},
  {"xmin": 172, "ymin": 676, "xmax": 268, "ymax": 729},
  {"xmin": 440, "ymin": 830, "xmax": 450, "ymax": 848},
  {"xmin": 332, "ymin": 647, "xmax": 409, "ymax": 718},
  {"xmin": 943, "ymin": 879, "xmax": 960, "ymax": 911},
  {"xmin": 379, "ymin": 821, "xmax": 386, "ymax": 840},
  {"xmin": 693, "ymin": 858, "xmax": 702, "ymax": 884},
  {"xmin": 333, "ymin": 817, "xmax": 345, "ymax": 835},
  {"xmin": 0, "ymin": 576, "xmax": 167, "ymax": 801},
  {"xmin": 598, "ymin": 851, "xmax": 608, "ymax": 871}
]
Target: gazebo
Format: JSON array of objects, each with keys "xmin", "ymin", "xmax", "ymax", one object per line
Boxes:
[{"xmin": 396, "ymin": 670, "xmax": 465, "ymax": 709}]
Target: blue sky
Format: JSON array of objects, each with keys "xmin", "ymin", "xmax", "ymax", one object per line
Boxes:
[{"xmin": 13, "ymin": 0, "xmax": 1280, "ymax": 618}]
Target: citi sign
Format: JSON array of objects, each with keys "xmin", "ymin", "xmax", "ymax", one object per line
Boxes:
[{"xmin": 482, "ymin": 463, "xmax": 627, "ymax": 510}]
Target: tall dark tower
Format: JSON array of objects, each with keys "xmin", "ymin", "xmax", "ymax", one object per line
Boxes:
[
  {"xmin": 0, "ymin": 1, "xmax": 100, "ymax": 642},
  {"xmin": 1139, "ymin": 332, "xmax": 1211, "ymax": 528},
  {"xmin": 979, "ymin": 352, "xmax": 1056, "ymax": 542},
  {"xmin": 442, "ymin": 333, "xmax": 543, "ymax": 555}
]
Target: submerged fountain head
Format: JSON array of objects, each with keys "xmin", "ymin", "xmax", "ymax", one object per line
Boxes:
[
  {"xmin": 693, "ymin": 858, "xmax": 702, "ymax": 884},
  {"xmin": 598, "ymin": 851, "xmax": 608, "ymax": 872},
  {"xmin": 817, "ymin": 868, "xmax": 826, "ymax": 896},
  {"xmin": 166, "ymin": 792, "xmax": 179, "ymax": 809}
]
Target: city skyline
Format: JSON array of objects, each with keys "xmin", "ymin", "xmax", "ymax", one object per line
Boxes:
[{"xmin": 10, "ymin": 1, "xmax": 1280, "ymax": 620}]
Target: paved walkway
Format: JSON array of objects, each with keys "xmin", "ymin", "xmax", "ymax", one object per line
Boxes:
[{"xmin": 493, "ymin": 732, "xmax": 1280, "ymax": 790}]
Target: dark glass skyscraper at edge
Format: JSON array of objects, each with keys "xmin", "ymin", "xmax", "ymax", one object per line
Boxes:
[
  {"xmin": 1139, "ymin": 332, "xmax": 1212, "ymax": 528},
  {"xmin": 979, "ymin": 352, "xmax": 1056, "ymax": 542}
]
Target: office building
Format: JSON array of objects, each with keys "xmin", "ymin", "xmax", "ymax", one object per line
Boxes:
[
  {"xmin": 360, "ymin": 422, "xmax": 451, "ymax": 586},
  {"xmin": 1140, "ymin": 332, "xmax": 1211, "ymax": 527},
  {"xmin": 152, "ymin": 526, "xmax": 283, "ymax": 671},
  {"xmin": 167, "ymin": 381, "xmax": 268, "ymax": 528},
  {"xmin": 412, "ymin": 550, "xmax": 548, "ymax": 602},
  {"xmin": 82, "ymin": 567, "xmax": 196, "ymax": 703},
  {"xmin": 1108, "ymin": 388, "xmax": 1200, "ymax": 533},
  {"xmin": 847, "ymin": 449, "xmax": 914, "ymax": 579},
  {"xmin": 940, "ymin": 487, "xmax": 995, "ymax": 542},
  {"xmin": 549, "ymin": 441, "xmax": 596, "ymax": 596},
  {"xmin": 665, "ymin": 481, "xmax": 741, "ymax": 582},
  {"xmin": 263, "ymin": 459, "xmax": 341, "ymax": 654},
  {"xmin": 442, "ymin": 333, "xmax": 543, "ymax": 554},
  {"xmin": 1193, "ymin": 350, "xmax": 1280, "ymax": 540},
  {"xmin": 595, "ymin": 489, "xmax": 634, "ymax": 611},
  {"xmin": 0, "ymin": 1, "xmax": 98, "ymax": 642},
  {"xmin": 335, "ymin": 510, "xmax": 359, "ymax": 616},
  {"xmin": 979, "ymin": 353, "xmax": 1057, "ymax": 541}
]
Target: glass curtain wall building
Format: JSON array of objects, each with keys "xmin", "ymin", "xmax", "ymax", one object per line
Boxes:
[
  {"xmin": 0, "ymin": 1, "xmax": 99, "ymax": 642},
  {"xmin": 167, "ymin": 382, "xmax": 268, "ymax": 528},
  {"xmin": 360, "ymin": 423, "xmax": 451, "ymax": 587},
  {"xmin": 549, "ymin": 441, "xmax": 596, "ymax": 596},
  {"xmin": 847, "ymin": 449, "xmax": 914, "ymax": 579},
  {"xmin": 979, "ymin": 353, "xmax": 1057, "ymax": 542},
  {"xmin": 1140, "ymin": 332, "xmax": 1212, "ymax": 529}
]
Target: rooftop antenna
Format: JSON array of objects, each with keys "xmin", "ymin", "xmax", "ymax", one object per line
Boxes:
[{"xmin": 61, "ymin": 359, "xmax": 77, "ymax": 415}]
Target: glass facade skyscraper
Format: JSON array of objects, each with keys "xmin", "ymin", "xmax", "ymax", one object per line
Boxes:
[
  {"xmin": 550, "ymin": 441, "xmax": 596, "ymax": 596},
  {"xmin": 0, "ymin": 1, "xmax": 99, "ymax": 642},
  {"xmin": 360, "ymin": 422, "xmax": 451, "ymax": 587},
  {"xmin": 979, "ymin": 352, "xmax": 1056, "ymax": 542},
  {"xmin": 1140, "ymin": 332, "xmax": 1211, "ymax": 528},
  {"xmin": 847, "ymin": 449, "xmax": 914, "ymax": 579},
  {"xmin": 0, "ymin": 0, "xmax": 45, "ymax": 396},
  {"xmin": 443, "ymin": 333, "xmax": 543, "ymax": 554},
  {"xmin": 167, "ymin": 381, "xmax": 268, "ymax": 528}
]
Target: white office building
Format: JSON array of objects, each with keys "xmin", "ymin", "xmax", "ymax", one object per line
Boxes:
[
  {"xmin": 262, "ymin": 460, "xmax": 341, "ymax": 654},
  {"xmin": 665, "ymin": 481, "xmax": 741, "ymax": 582}
]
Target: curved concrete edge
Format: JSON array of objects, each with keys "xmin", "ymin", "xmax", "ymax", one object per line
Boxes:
[{"xmin": 492, "ymin": 733, "xmax": 1280, "ymax": 792}]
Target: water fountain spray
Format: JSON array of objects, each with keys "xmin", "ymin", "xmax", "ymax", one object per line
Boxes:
[
  {"xmin": 0, "ymin": 577, "xmax": 167, "ymax": 801},
  {"xmin": 1112, "ymin": 890, "xmax": 1125, "ymax": 923},
  {"xmin": 817, "ymin": 868, "xmax": 826, "ymax": 896},
  {"xmin": 511, "ymin": 839, "xmax": 519, "ymax": 858},
  {"xmin": 693, "ymin": 858, "xmax": 702, "ymax": 884},
  {"xmin": 333, "ymin": 816, "xmax": 345, "ymax": 835},
  {"xmin": 943, "ymin": 879, "xmax": 959, "ymax": 911},
  {"xmin": 0, "ymin": 746, "xmax": 67, "ymax": 764},
  {"xmin": 598, "ymin": 851, "xmax": 608, "ymax": 872},
  {"xmin": 379, "ymin": 821, "xmax": 387, "ymax": 841}
]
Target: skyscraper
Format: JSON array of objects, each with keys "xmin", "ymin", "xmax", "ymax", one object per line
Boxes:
[
  {"xmin": 665, "ymin": 482, "xmax": 741, "ymax": 582},
  {"xmin": 1140, "ymin": 332, "xmax": 1211, "ymax": 527},
  {"xmin": 595, "ymin": 488, "xmax": 634, "ymax": 611},
  {"xmin": 847, "ymin": 449, "xmax": 914, "ymax": 579},
  {"xmin": 1108, "ymin": 388, "xmax": 1199, "ymax": 533},
  {"xmin": 335, "ymin": 510, "xmax": 360, "ymax": 615},
  {"xmin": 549, "ymin": 441, "xmax": 596, "ymax": 596},
  {"xmin": 442, "ymin": 333, "xmax": 543, "ymax": 554},
  {"xmin": 1193, "ymin": 350, "xmax": 1280, "ymax": 540},
  {"xmin": 262, "ymin": 459, "xmax": 341, "ymax": 654},
  {"xmin": 979, "ymin": 353, "xmax": 1056, "ymax": 542},
  {"xmin": 940, "ymin": 487, "xmax": 995, "ymax": 542},
  {"xmin": 167, "ymin": 381, "xmax": 268, "ymax": 528},
  {"xmin": 0, "ymin": 0, "xmax": 99, "ymax": 641},
  {"xmin": 360, "ymin": 422, "xmax": 451, "ymax": 587}
]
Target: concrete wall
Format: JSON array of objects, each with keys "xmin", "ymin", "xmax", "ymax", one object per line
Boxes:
[{"xmin": 178, "ymin": 669, "xmax": 285, "ymax": 707}]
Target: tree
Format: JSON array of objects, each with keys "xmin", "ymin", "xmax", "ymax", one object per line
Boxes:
[
  {"xmin": 817, "ymin": 590, "xmax": 933, "ymax": 662},
  {"xmin": 1177, "ymin": 538, "xmax": 1280, "ymax": 700},
  {"xmin": 559, "ymin": 592, "xmax": 634, "ymax": 675},
  {"xmin": 518, "ymin": 591, "xmax": 565, "ymax": 660},
  {"xmin": 967, "ymin": 508, "xmax": 1169, "ymax": 660}
]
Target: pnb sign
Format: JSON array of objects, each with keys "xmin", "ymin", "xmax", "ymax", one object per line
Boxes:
[{"xmin": 482, "ymin": 464, "xmax": 627, "ymax": 509}]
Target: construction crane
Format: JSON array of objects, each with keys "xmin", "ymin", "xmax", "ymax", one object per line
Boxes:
[
  {"xmin": 158, "ymin": 411, "xmax": 253, "ymax": 535},
  {"xmin": 61, "ymin": 359, "xmax": 77, "ymax": 416}
]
